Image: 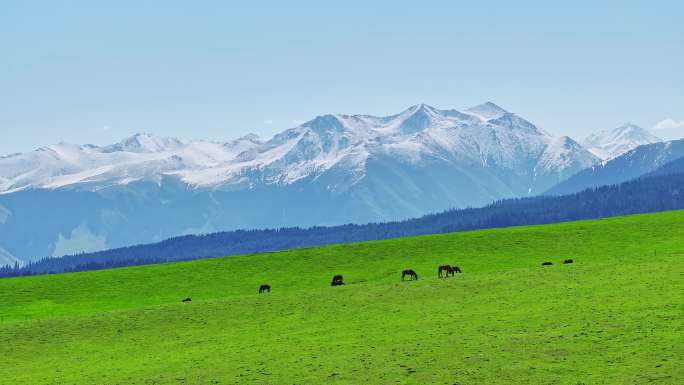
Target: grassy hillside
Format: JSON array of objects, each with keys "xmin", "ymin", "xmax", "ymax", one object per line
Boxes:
[{"xmin": 1, "ymin": 211, "xmax": 683, "ymax": 384}]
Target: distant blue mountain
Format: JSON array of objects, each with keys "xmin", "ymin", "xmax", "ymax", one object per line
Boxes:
[
  {"xmin": 646, "ymin": 155, "xmax": 684, "ymax": 177},
  {"xmin": 546, "ymin": 138, "xmax": 684, "ymax": 195}
]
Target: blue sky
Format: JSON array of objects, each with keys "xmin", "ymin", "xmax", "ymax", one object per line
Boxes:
[{"xmin": 1, "ymin": 0, "xmax": 682, "ymax": 154}]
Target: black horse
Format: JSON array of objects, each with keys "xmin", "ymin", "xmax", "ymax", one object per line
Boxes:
[
  {"xmin": 331, "ymin": 274, "xmax": 344, "ymax": 286},
  {"xmin": 401, "ymin": 269, "xmax": 418, "ymax": 281},
  {"xmin": 438, "ymin": 265, "xmax": 455, "ymax": 278},
  {"xmin": 542, "ymin": 261, "xmax": 553, "ymax": 266},
  {"xmin": 452, "ymin": 265, "xmax": 462, "ymax": 274},
  {"xmin": 259, "ymin": 284, "xmax": 271, "ymax": 293},
  {"xmin": 182, "ymin": 297, "xmax": 192, "ymax": 302},
  {"xmin": 563, "ymin": 259, "xmax": 574, "ymax": 264}
]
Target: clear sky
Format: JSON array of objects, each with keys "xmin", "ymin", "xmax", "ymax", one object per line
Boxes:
[{"xmin": 1, "ymin": 0, "xmax": 682, "ymax": 155}]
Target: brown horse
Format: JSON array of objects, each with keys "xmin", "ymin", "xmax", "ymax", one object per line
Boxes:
[
  {"xmin": 331, "ymin": 274, "xmax": 344, "ymax": 286},
  {"xmin": 401, "ymin": 269, "xmax": 418, "ymax": 281},
  {"xmin": 438, "ymin": 265, "xmax": 454, "ymax": 278},
  {"xmin": 259, "ymin": 284, "xmax": 271, "ymax": 293}
]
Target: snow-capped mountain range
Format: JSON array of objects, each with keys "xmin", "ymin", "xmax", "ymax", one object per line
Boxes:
[
  {"xmin": 0, "ymin": 102, "xmax": 596, "ymax": 195},
  {"xmin": 582, "ymin": 123, "xmax": 662, "ymax": 160},
  {"xmin": 0, "ymin": 102, "xmax": 657, "ymax": 262}
]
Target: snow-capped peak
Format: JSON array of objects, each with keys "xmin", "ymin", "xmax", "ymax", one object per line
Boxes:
[
  {"xmin": 105, "ymin": 133, "xmax": 185, "ymax": 153},
  {"xmin": 302, "ymin": 114, "xmax": 347, "ymax": 132},
  {"xmin": 407, "ymin": 103, "xmax": 439, "ymax": 114},
  {"xmin": 391, "ymin": 103, "xmax": 444, "ymax": 134},
  {"xmin": 583, "ymin": 123, "xmax": 662, "ymax": 160},
  {"xmin": 465, "ymin": 101, "xmax": 509, "ymax": 120}
]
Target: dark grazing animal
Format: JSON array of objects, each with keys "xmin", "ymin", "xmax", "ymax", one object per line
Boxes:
[
  {"xmin": 401, "ymin": 269, "xmax": 418, "ymax": 281},
  {"xmin": 182, "ymin": 297, "xmax": 192, "ymax": 302},
  {"xmin": 331, "ymin": 274, "xmax": 344, "ymax": 286},
  {"xmin": 452, "ymin": 265, "xmax": 462, "ymax": 274},
  {"xmin": 259, "ymin": 284, "xmax": 271, "ymax": 293},
  {"xmin": 438, "ymin": 265, "xmax": 455, "ymax": 278},
  {"xmin": 541, "ymin": 261, "xmax": 553, "ymax": 266},
  {"xmin": 563, "ymin": 259, "xmax": 574, "ymax": 264}
]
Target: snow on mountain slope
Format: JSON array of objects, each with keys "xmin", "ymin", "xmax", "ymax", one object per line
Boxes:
[
  {"xmin": 0, "ymin": 134, "xmax": 263, "ymax": 193},
  {"xmin": 104, "ymin": 133, "xmax": 184, "ymax": 153},
  {"xmin": 583, "ymin": 123, "xmax": 662, "ymax": 160},
  {"xmin": 179, "ymin": 102, "xmax": 598, "ymax": 192},
  {"xmin": 537, "ymin": 136, "xmax": 597, "ymax": 173},
  {"xmin": 0, "ymin": 103, "xmax": 591, "ymax": 198},
  {"xmin": 0, "ymin": 103, "xmax": 597, "ymax": 194}
]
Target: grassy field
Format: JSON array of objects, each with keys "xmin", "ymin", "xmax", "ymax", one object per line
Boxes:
[{"xmin": 1, "ymin": 211, "xmax": 683, "ymax": 384}]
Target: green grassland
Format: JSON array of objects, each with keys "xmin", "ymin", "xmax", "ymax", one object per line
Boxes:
[{"xmin": 1, "ymin": 211, "xmax": 683, "ymax": 384}]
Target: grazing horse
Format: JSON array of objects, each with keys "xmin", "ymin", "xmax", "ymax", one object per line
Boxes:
[
  {"xmin": 182, "ymin": 297, "xmax": 192, "ymax": 302},
  {"xmin": 438, "ymin": 265, "xmax": 455, "ymax": 278},
  {"xmin": 563, "ymin": 259, "xmax": 574, "ymax": 264},
  {"xmin": 401, "ymin": 269, "xmax": 418, "ymax": 281},
  {"xmin": 259, "ymin": 284, "xmax": 271, "ymax": 293},
  {"xmin": 452, "ymin": 265, "xmax": 462, "ymax": 274},
  {"xmin": 331, "ymin": 274, "xmax": 344, "ymax": 286},
  {"xmin": 541, "ymin": 261, "xmax": 553, "ymax": 266}
]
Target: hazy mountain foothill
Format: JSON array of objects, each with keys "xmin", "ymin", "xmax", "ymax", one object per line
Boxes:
[{"xmin": 5, "ymin": 154, "xmax": 684, "ymax": 278}]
